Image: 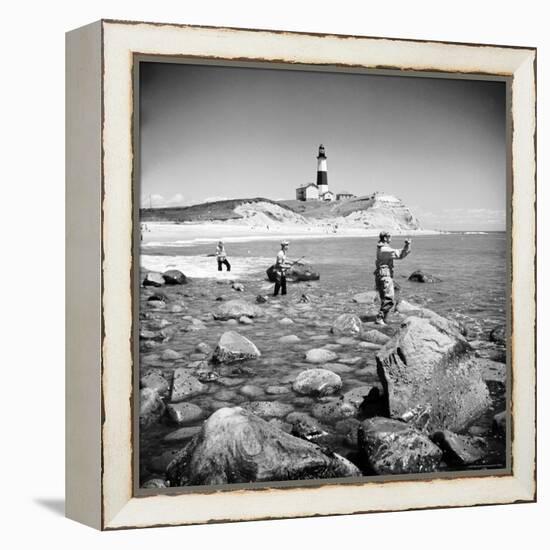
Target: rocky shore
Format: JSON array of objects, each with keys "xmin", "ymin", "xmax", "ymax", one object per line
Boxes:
[{"xmin": 139, "ymin": 266, "xmax": 507, "ymax": 489}]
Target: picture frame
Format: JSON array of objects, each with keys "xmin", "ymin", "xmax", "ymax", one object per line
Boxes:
[{"xmin": 66, "ymin": 19, "xmax": 536, "ymax": 530}]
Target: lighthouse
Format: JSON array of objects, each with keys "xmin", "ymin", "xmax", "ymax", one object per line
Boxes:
[{"xmin": 316, "ymin": 144, "xmax": 329, "ymax": 197}]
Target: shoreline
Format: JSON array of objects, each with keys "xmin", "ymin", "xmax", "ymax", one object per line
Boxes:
[{"xmin": 141, "ymin": 221, "xmax": 445, "ymax": 248}]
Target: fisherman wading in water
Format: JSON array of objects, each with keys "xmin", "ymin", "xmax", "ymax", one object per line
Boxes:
[
  {"xmin": 273, "ymin": 240, "xmax": 291, "ymax": 297},
  {"xmin": 216, "ymin": 241, "xmax": 231, "ymax": 272},
  {"xmin": 374, "ymin": 231, "xmax": 411, "ymax": 325}
]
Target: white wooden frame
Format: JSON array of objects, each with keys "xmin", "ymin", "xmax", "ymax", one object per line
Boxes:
[{"xmin": 66, "ymin": 20, "xmax": 536, "ymax": 530}]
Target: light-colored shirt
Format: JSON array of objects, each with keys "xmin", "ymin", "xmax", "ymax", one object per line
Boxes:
[
  {"xmin": 275, "ymin": 250, "xmax": 288, "ymax": 271},
  {"xmin": 216, "ymin": 245, "xmax": 226, "ymax": 260},
  {"xmin": 375, "ymin": 242, "xmax": 410, "ymax": 273}
]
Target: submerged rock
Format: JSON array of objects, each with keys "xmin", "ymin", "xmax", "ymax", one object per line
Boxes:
[
  {"xmin": 408, "ymin": 270, "xmax": 442, "ymax": 283},
  {"xmin": 241, "ymin": 401, "xmax": 294, "ymax": 419},
  {"xmin": 139, "ymin": 388, "xmax": 165, "ymax": 429},
  {"xmin": 213, "ymin": 299, "xmax": 264, "ymax": 321},
  {"xmin": 489, "ymin": 326, "xmax": 506, "ymax": 345},
  {"xmin": 312, "ymin": 399, "xmax": 357, "ymax": 422},
  {"xmin": 232, "ymin": 282, "xmax": 244, "ymax": 292},
  {"xmin": 166, "ymin": 402, "xmax": 204, "ymax": 425},
  {"xmin": 163, "ymin": 426, "xmax": 202, "ymax": 442},
  {"xmin": 376, "ymin": 316, "xmax": 491, "ymax": 432},
  {"xmin": 331, "ymin": 313, "xmax": 363, "ymax": 337},
  {"xmin": 140, "ymin": 372, "xmax": 170, "ymax": 396},
  {"xmin": 352, "ymin": 291, "xmax": 379, "ymax": 305},
  {"xmin": 213, "ymin": 331, "xmax": 261, "ymax": 363},
  {"xmin": 166, "ymin": 407, "xmax": 359, "ymax": 486},
  {"xmin": 361, "ymin": 329, "xmax": 390, "ymax": 345},
  {"xmin": 292, "ymin": 368, "xmax": 342, "ymax": 397},
  {"xmin": 163, "ymin": 269, "xmax": 187, "ymax": 285},
  {"xmin": 278, "ymin": 334, "xmax": 301, "ymax": 344},
  {"xmin": 431, "ymin": 430, "xmax": 488, "ymax": 466},
  {"xmin": 170, "ymin": 369, "xmax": 207, "ymax": 402},
  {"xmin": 305, "ymin": 348, "xmax": 338, "ymax": 364},
  {"xmin": 359, "ymin": 417, "xmax": 442, "ymax": 474},
  {"xmin": 143, "ymin": 272, "xmax": 165, "ymax": 287}
]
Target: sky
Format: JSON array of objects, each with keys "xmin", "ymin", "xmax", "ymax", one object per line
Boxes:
[{"xmin": 139, "ymin": 62, "xmax": 507, "ymax": 231}]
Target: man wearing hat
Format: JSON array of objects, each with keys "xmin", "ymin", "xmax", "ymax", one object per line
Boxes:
[
  {"xmin": 215, "ymin": 241, "xmax": 231, "ymax": 272},
  {"xmin": 374, "ymin": 232, "xmax": 411, "ymax": 325},
  {"xmin": 273, "ymin": 240, "xmax": 291, "ymax": 296}
]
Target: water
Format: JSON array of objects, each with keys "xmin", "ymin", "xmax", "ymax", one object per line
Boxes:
[{"xmin": 139, "ymin": 233, "xmax": 508, "ymax": 485}]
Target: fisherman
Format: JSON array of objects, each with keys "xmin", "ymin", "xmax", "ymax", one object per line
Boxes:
[
  {"xmin": 374, "ymin": 231, "xmax": 411, "ymax": 325},
  {"xmin": 273, "ymin": 240, "xmax": 292, "ymax": 297},
  {"xmin": 215, "ymin": 241, "xmax": 231, "ymax": 272}
]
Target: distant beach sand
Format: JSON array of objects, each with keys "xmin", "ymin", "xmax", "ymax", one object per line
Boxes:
[{"xmin": 141, "ymin": 221, "xmax": 442, "ymax": 249}]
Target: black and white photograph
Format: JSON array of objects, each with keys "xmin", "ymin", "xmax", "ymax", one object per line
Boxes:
[{"xmin": 137, "ymin": 61, "xmax": 509, "ymax": 490}]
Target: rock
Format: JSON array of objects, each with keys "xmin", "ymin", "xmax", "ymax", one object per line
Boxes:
[
  {"xmin": 163, "ymin": 426, "xmax": 202, "ymax": 442},
  {"xmin": 139, "ymin": 388, "xmax": 165, "ymax": 429},
  {"xmin": 142, "ymin": 478, "xmax": 168, "ymax": 489},
  {"xmin": 147, "ymin": 291, "xmax": 168, "ymax": 303},
  {"xmin": 292, "ymin": 368, "xmax": 342, "ymax": 397},
  {"xmin": 213, "ymin": 331, "xmax": 261, "ymax": 363},
  {"xmin": 256, "ymin": 294, "xmax": 268, "ymax": 303},
  {"xmin": 241, "ymin": 401, "xmax": 294, "ymax": 419},
  {"xmin": 265, "ymin": 385, "xmax": 290, "ymax": 395},
  {"xmin": 287, "ymin": 412, "xmax": 328, "ymax": 441},
  {"xmin": 232, "ymin": 282, "xmax": 244, "ymax": 292},
  {"xmin": 240, "ymin": 385, "xmax": 264, "ymax": 398},
  {"xmin": 493, "ymin": 411, "xmax": 506, "ymax": 436},
  {"xmin": 335, "ymin": 418, "xmax": 363, "ymax": 447},
  {"xmin": 147, "ymin": 301, "xmax": 167, "ymax": 310},
  {"xmin": 305, "ymin": 348, "xmax": 338, "ymax": 364},
  {"xmin": 162, "ymin": 269, "xmax": 187, "ymax": 285},
  {"xmin": 161, "ymin": 348, "xmax": 181, "ymax": 361},
  {"xmin": 184, "ymin": 318, "xmax": 206, "ymax": 331},
  {"xmin": 431, "ymin": 430, "xmax": 489, "ymax": 466},
  {"xmin": 358, "ymin": 341, "xmax": 381, "ymax": 350},
  {"xmin": 396, "ymin": 300, "xmax": 467, "ymax": 338},
  {"xmin": 323, "ymin": 363, "xmax": 355, "ymax": 375},
  {"xmin": 170, "ymin": 304, "xmax": 184, "ymax": 313},
  {"xmin": 343, "ymin": 386, "xmax": 377, "ymax": 410},
  {"xmin": 376, "ymin": 317, "xmax": 490, "ymax": 432},
  {"xmin": 166, "ymin": 402, "xmax": 204, "ymax": 425},
  {"xmin": 166, "ymin": 407, "xmax": 359, "ymax": 486},
  {"xmin": 151, "ymin": 450, "xmax": 181, "ymax": 473},
  {"xmin": 361, "ymin": 329, "xmax": 390, "ymax": 345},
  {"xmin": 266, "ymin": 263, "xmax": 320, "ymax": 283},
  {"xmin": 359, "ymin": 417, "xmax": 443, "ymax": 474},
  {"xmin": 408, "ymin": 270, "xmax": 442, "ymax": 283},
  {"xmin": 225, "ymin": 319, "xmax": 238, "ymax": 326},
  {"xmin": 331, "ymin": 313, "xmax": 363, "ymax": 337},
  {"xmin": 489, "ymin": 326, "xmax": 506, "ymax": 345},
  {"xmin": 278, "ymin": 334, "xmax": 301, "ymax": 344},
  {"xmin": 140, "ymin": 329, "xmax": 161, "ymax": 341},
  {"xmin": 352, "ymin": 291, "xmax": 379, "ymax": 305},
  {"xmin": 194, "ymin": 342, "xmax": 211, "ymax": 355},
  {"xmin": 238, "ymin": 316, "xmax": 253, "ymax": 325},
  {"xmin": 213, "ymin": 300, "xmax": 264, "ymax": 321},
  {"xmin": 140, "ymin": 372, "xmax": 170, "ymax": 396},
  {"xmin": 476, "ymin": 357, "xmax": 506, "ymax": 383},
  {"xmin": 299, "ymin": 294, "xmax": 311, "ymax": 303},
  {"xmin": 143, "ymin": 272, "xmax": 165, "ymax": 287},
  {"xmin": 312, "ymin": 399, "xmax": 357, "ymax": 422},
  {"xmin": 279, "ymin": 317, "xmax": 294, "ymax": 325},
  {"xmin": 170, "ymin": 369, "xmax": 207, "ymax": 402}
]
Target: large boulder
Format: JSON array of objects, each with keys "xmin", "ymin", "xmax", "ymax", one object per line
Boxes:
[
  {"xmin": 166, "ymin": 407, "xmax": 360, "ymax": 486},
  {"xmin": 162, "ymin": 269, "xmax": 187, "ymax": 285},
  {"xmin": 331, "ymin": 313, "xmax": 363, "ymax": 337},
  {"xmin": 266, "ymin": 262, "xmax": 320, "ymax": 283},
  {"xmin": 212, "ymin": 299, "xmax": 263, "ymax": 321},
  {"xmin": 139, "ymin": 388, "xmax": 165, "ymax": 429},
  {"xmin": 408, "ymin": 270, "xmax": 442, "ymax": 283},
  {"xmin": 376, "ymin": 316, "xmax": 490, "ymax": 432},
  {"xmin": 396, "ymin": 300, "xmax": 466, "ymax": 338},
  {"xmin": 358, "ymin": 417, "xmax": 442, "ymax": 474},
  {"xmin": 212, "ymin": 331, "xmax": 261, "ymax": 363},
  {"xmin": 292, "ymin": 368, "xmax": 342, "ymax": 397}
]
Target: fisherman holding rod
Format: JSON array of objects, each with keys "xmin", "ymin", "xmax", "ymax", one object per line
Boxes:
[
  {"xmin": 374, "ymin": 231, "xmax": 412, "ymax": 325},
  {"xmin": 273, "ymin": 240, "xmax": 303, "ymax": 297}
]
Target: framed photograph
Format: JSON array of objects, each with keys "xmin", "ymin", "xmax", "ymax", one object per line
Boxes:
[{"xmin": 66, "ymin": 19, "xmax": 536, "ymax": 530}]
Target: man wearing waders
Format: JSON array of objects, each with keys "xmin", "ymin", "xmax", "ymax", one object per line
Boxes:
[
  {"xmin": 216, "ymin": 241, "xmax": 231, "ymax": 272},
  {"xmin": 374, "ymin": 232, "xmax": 411, "ymax": 325},
  {"xmin": 273, "ymin": 240, "xmax": 291, "ymax": 297}
]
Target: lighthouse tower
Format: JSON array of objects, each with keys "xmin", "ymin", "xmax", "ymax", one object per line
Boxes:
[{"xmin": 316, "ymin": 144, "xmax": 328, "ymax": 197}]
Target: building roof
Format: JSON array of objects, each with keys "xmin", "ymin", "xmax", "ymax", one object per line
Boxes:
[{"xmin": 298, "ymin": 183, "xmax": 318, "ymax": 190}]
